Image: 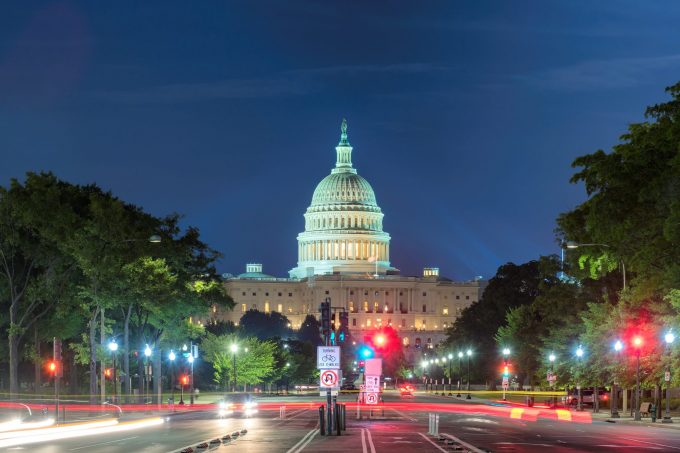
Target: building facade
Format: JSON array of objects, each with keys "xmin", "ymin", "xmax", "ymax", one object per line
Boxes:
[{"xmin": 214, "ymin": 121, "xmax": 486, "ymax": 364}]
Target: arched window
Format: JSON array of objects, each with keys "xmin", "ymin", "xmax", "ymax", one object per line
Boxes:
[
  {"xmin": 403, "ymin": 337, "xmax": 410, "ymax": 347},
  {"xmin": 415, "ymin": 338, "xmax": 422, "ymax": 349}
]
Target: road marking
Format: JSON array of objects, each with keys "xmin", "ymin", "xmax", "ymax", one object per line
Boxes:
[
  {"xmin": 363, "ymin": 428, "xmax": 376, "ymax": 453},
  {"xmin": 293, "ymin": 429, "xmax": 319, "ymax": 452},
  {"xmin": 621, "ymin": 437, "xmax": 680, "ymax": 450},
  {"xmin": 69, "ymin": 436, "xmax": 138, "ymax": 450},
  {"xmin": 596, "ymin": 445, "xmax": 662, "ymax": 449},
  {"xmin": 495, "ymin": 442, "xmax": 553, "ymax": 447},
  {"xmin": 285, "ymin": 428, "xmax": 318, "ymax": 453},
  {"xmin": 510, "ymin": 408, "xmax": 524, "ymax": 419},
  {"xmin": 361, "ymin": 428, "xmax": 367, "ymax": 453},
  {"xmin": 416, "ymin": 433, "xmax": 448, "ymax": 453},
  {"xmin": 389, "ymin": 407, "xmax": 417, "ymax": 421},
  {"xmin": 441, "ymin": 433, "xmax": 486, "ymax": 453}
]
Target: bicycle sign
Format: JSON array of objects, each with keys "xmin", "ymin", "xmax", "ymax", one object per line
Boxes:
[{"xmin": 317, "ymin": 346, "xmax": 340, "ymax": 369}]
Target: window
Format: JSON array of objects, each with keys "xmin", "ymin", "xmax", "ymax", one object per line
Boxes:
[
  {"xmin": 399, "ymin": 292, "xmax": 403, "ymax": 296},
  {"xmin": 242, "ymin": 292, "xmax": 246, "ymax": 296},
  {"xmin": 466, "ymin": 295, "xmax": 470, "ymax": 300},
  {"xmin": 352, "ymin": 318, "xmax": 356, "ymax": 326},
  {"xmin": 251, "ymin": 304, "xmax": 257, "ymax": 310},
  {"xmin": 456, "ymin": 295, "xmax": 460, "ymax": 300},
  {"xmin": 350, "ymin": 290, "xmax": 354, "ymax": 295},
  {"xmin": 374, "ymin": 301, "xmax": 379, "ymax": 312},
  {"xmin": 367, "ymin": 319, "xmax": 371, "ymax": 327},
  {"xmin": 264, "ymin": 302, "xmax": 270, "ymax": 313},
  {"xmin": 278, "ymin": 292, "xmax": 282, "ymax": 297},
  {"xmin": 349, "ymin": 301, "xmax": 354, "ymax": 312},
  {"xmin": 364, "ymin": 291, "xmax": 368, "ymax": 296},
  {"xmin": 252, "ymin": 292, "xmax": 256, "ymax": 296},
  {"xmin": 241, "ymin": 304, "xmax": 246, "ymax": 313},
  {"xmin": 403, "ymin": 337, "xmax": 410, "ymax": 346},
  {"xmin": 402, "ymin": 319, "xmax": 406, "ymax": 327},
  {"xmin": 288, "ymin": 292, "xmax": 293, "ymax": 297},
  {"xmin": 422, "ymin": 292, "xmax": 427, "ymax": 297},
  {"xmin": 277, "ymin": 304, "xmax": 283, "ymax": 313},
  {"xmin": 363, "ymin": 301, "xmax": 369, "ymax": 312},
  {"xmin": 288, "ymin": 306, "xmax": 293, "ymax": 313},
  {"xmin": 385, "ymin": 291, "xmax": 389, "ymax": 295},
  {"xmin": 265, "ymin": 292, "xmax": 269, "ymax": 297},
  {"xmin": 415, "ymin": 338, "xmax": 422, "ymax": 349},
  {"xmin": 443, "ymin": 306, "xmax": 449, "ymax": 315},
  {"xmin": 325, "ymin": 290, "xmax": 330, "ymax": 295},
  {"xmin": 422, "ymin": 304, "xmax": 427, "ymax": 313},
  {"xmin": 422, "ymin": 319, "xmax": 427, "ymax": 326}
]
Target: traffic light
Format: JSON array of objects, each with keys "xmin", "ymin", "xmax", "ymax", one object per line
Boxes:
[
  {"xmin": 338, "ymin": 311, "xmax": 349, "ymax": 344},
  {"xmin": 358, "ymin": 345, "xmax": 374, "ymax": 359},
  {"xmin": 330, "ymin": 330, "xmax": 336, "ymax": 345},
  {"xmin": 105, "ymin": 368, "xmax": 113, "ymax": 379},
  {"xmin": 319, "ymin": 299, "xmax": 331, "ymax": 343},
  {"xmin": 180, "ymin": 375, "xmax": 189, "ymax": 386},
  {"xmin": 48, "ymin": 361, "xmax": 57, "ymax": 376},
  {"xmin": 502, "ymin": 365, "xmax": 509, "ymax": 378},
  {"xmin": 359, "ymin": 360, "xmax": 365, "ymax": 373},
  {"xmin": 373, "ymin": 333, "xmax": 387, "ymax": 349}
]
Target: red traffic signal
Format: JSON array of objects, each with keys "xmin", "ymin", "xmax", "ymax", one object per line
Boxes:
[
  {"xmin": 180, "ymin": 375, "xmax": 189, "ymax": 385},
  {"xmin": 104, "ymin": 368, "xmax": 113, "ymax": 378},
  {"xmin": 48, "ymin": 361, "xmax": 57, "ymax": 375}
]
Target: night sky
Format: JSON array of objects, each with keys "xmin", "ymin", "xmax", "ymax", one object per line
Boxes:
[{"xmin": 2, "ymin": 1, "xmax": 680, "ymax": 280}]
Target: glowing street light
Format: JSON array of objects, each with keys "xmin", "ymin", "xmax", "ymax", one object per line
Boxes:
[
  {"xmin": 575, "ymin": 345, "xmax": 584, "ymax": 411},
  {"xmin": 663, "ymin": 331, "xmax": 675, "ymax": 423},
  {"xmin": 143, "ymin": 345, "xmax": 152, "ymax": 407},
  {"xmin": 230, "ymin": 344, "xmax": 238, "ymax": 392},
  {"xmin": 466, "ymin": 349, "xmax": 473, "ymax": 400},
  {"xmin": 168, "ymin": 350, "xmax": 176, "ymax": 405},
  {"xmin": 611, "ymin": 340, "xmax": 623, "ymax": 418},
  {"xmin": 457, "ymin": 351, "xmax": 464, "ymax": 397},
  {"xmin": 632, "ymin": 336, "xmax": 643, "ymax": 421}
]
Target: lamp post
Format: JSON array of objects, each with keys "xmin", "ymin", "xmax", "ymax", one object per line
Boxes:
[
  {"xmin": 447, "ymin": 353, "xmax": 453, "ymax": 395},
  {"xmin": 549, "ymin": 353, "xmax": 556, "ymax": 408},
  {"xmin": 169, "ymin": 350, "xmax": 176, "ymax": 406},
  {"xmin": 565, "ymin": 242, "xmax": 626, "ymax": 290},
  {"xmin": 108, "ymin": 340, "xmax": 118, "ymax": 403},
  {"xmin": 466, "ymin": 349, "xmax": 472, "ymax": 400},
  {"xmin": 632, "ymin": 336, "xmax": 642, "ymax": 421},
  {"xmin": 143, "ymin": 345, "xmax": 152, "ymax": 409},
  {"xmin": 663, "ymin": 331, "xmax": 674, "ymax": 423},
  {"xmin": 612, "ymin": 340, "xmax": 623, "ymax": 418},
  {"xmin": 230, "ymin": 344, "xmax": 238, "ymax": 393},
  {"xmin": 502, "ymin": 348, "xmax": 510, "ymax": 401},
  {"xmin": 457, "ymin": 352, "xmax": 463, "ymax": 397},
  {"xmin": 576, "ymin": 345, "xmax": 584, "ymax": 411},
  {"xmin": 188, "ymin": 353, "xmax": 195, "ymax": 405}
]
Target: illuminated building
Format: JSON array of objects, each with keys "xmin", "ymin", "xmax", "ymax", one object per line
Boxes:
[{"xmin": 215, "ymin": 120, "xmax": 485, "ymax": 362}]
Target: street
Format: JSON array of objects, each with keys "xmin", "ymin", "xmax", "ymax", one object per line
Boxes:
[{"xmin": 4, "ymin": 392, "xmax": 680, "ymax": 452}]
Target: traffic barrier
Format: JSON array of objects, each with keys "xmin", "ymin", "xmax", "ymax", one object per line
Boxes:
[{"xmin": 319, "ymin": 405, "xmax": 325, "ymax": 436}]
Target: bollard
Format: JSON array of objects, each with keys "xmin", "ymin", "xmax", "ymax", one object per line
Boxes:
[
  {"xmin": 428, "ymin": 413, "xmax": 433, "ymax": 434},
  {"xmin": 342, "ymin": 404, "xmax": 346, "ymax": 431},
  {"xmin": 335, "ymin": 403, "xmax": 341, "ymax": 436},
  {"xmin": 356, "ymin": 397, "xmax": 361, "ymax": 420},
  {"xmin": 319, "ymin": 406, "xmax": 325, "ymax": 436},
  {"xmin": 280, "ymin": 405, "xmax": 286, "ymax": 420},
  {"xmin": 435, "ymin": 414, "xmax": 439, "ymax": 436}
]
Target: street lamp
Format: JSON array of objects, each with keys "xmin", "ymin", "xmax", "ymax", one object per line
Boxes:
[
  {"xmin": 144, "ymin": 345, "xmax": 152, "ymax": 407},
  {"xmin": 188, "ymin": 353, "xmax": 195, "ymax": 405},
  {"xmin": 565, "ymin": 242, "xmax": 626, "ymax": 290},
  {"xmin": 108, "ymin": 340, "xmax": 118, "ymax": 403},
  {"xmin": 502, "ymin": 348, "xmax": 510, "ymax": 401},
  {"xmin": 611, "ymin": 340, "xmax": 623, "ymax": 418},
  {"xmin": 549, "ymin": 353, "xmax": 556, "ymax": 408},
  {"xmin": 575, "ymin": 345, "xmax": 584, "ymax": 411},
  {"xmin": 466, "ymin": 349, "xmax": 472, "ymax": 400},
  {"xmin": 447, "ymin": 353, "xmax": 453, "ymax": 395},
  {"xmin": 457, "ymin": 352, "xmax": 463, "ymax": 397},
  {"xmin": 663, "ymin": 331, "xmax": 674, "ymax": 423},
  {"xmin": 169, "ymin": 350, "xmax": 176, "ymax": 406},
  {"xmin": 632, "ymin": 336, "xmax": 643, "ymax": 421},
  {"xmin": 230, "ymin": 344, "xmax": 238, "ymax": 393}
]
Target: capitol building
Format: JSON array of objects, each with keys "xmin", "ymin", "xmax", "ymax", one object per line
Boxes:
[{"xmin": 215, "ymin": 120, "xmax": 485, "ymax": 362}]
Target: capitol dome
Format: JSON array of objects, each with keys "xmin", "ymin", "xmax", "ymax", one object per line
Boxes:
[{"xmin": 289, "ymin": 120, "xmax": 396, "ymax": 278}]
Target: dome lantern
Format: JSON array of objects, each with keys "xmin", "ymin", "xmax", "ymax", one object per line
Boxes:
[{"xmin": 333, "ymin": 118, "xmax": 355, "ymax": 173}]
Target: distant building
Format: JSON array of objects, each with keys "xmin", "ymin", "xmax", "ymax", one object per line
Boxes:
[{"xmin": 210, "ymin": 120, "xmax": 485, "ymax": 364}]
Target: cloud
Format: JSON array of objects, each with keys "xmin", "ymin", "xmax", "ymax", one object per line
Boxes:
[
  {"xmin": 89, "ymin": 63, "xmax": 448, "ymax": 104},
  {"xmin": 517, "ymin": 54, "xmax": 680, "ymax": 91}
]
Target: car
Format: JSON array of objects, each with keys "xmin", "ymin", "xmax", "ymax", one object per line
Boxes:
[
  {"xmin": 563, "ymin": 388, "xmax": 609, "ymax": 407},
  {"xmin": 340, "ymin": 383, "xmax": 357, "ymax": 392},
  {"xmin": 217, "ymin": 393, "xmax": 259, "ymax": 418},
  {"xmin": 399, "ymin": 384, "xmax": 415, "ymax": 396}
]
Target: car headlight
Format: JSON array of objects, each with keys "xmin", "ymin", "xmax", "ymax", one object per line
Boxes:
[{"xmin": 218, "ymin": 402, "xmax": 226, "ymax": 409}]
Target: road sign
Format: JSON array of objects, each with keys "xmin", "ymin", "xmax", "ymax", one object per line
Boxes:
[
  {"xmin": 320, "ymin": 369, "xmax": 340, "ymax": 388},
  {"xmin": 317, "ymin": 346, "xmax": 341, "ymax": 369},
  {"xmin": 365, "ymin": 358, "xmax": 382, "ymax": 376},
  {"xmin": 359, "ymin": 385, "xmax": 366, "ymax": 392},
  {"xmin": 320, "ymin": 390, "xmax": 338, "ymax": 396},
  {"xmin": 365, "ymin": 392, "xmax": 378, "ymax": 405},
  {"xmin": 502, "ymin": 377, "xmax": 509, "ymax": 386},
  {"xmin": 665, "ymin": 371, "xmax": 671, "ymax": 382},
  {"xmin": 365, "ymin": 374, "xmax": 380, "ymax": 393}
]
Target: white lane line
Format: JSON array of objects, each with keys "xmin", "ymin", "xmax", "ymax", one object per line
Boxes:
[
  {"xmin": 441, "ymin": 432, "xmax": 486, "ymax": 453},
  {"xmin": 416, "ymin": 432, "xmax": 448, "ymax": 453},
  {"xmin": 293, "ymin": 429, "xmax": 319, "ymax": 452},
  {"xmin": 285, "ymin": 428, "xmax": 318, "ymax": 453},
  {"xmin": 621, "ymin": 437, "xmax": 680, "ymax": 450},
  {"xmin": 365, "ymin": 428, "xmax": 377, "ymax": 453},
  {"xmin": 389, "ymin": 407, "xmax": 417, "ymax": 422},
  {"xmin": 69, "ymin": 436, "xmax": 138, "ymax": 450},
  {"xmin": 361, "ymin": 428, "xmax": 368, "ymax": 453}
]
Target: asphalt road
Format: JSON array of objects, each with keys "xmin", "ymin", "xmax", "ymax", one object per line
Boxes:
[{"xmin": 3, "ymin": 393, "xmax": 680, "ymax": 452}]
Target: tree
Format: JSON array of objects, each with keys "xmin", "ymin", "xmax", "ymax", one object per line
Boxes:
[
  {"xmin": 444, "ymin": 260, "xmax": 545, "ymax": 385},
  {"xmin": 202, "ymin": 333, "xmax": 275, "ymax": 390},
  {"xmin": 239, "ymin": 309, "xmax": 291, "ymax": 341},
  {"xmin": 557, "ymin": 81, "xmax": 680, "ymax": 293},
  {"xmin": 297, "ymin": 314, "xmax": 322, "ymax": 346}
]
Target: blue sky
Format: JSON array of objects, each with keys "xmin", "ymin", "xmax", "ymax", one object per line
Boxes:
[{"xmin": 2, "ymin": 1, "xmax": 680, "ymax": 280}]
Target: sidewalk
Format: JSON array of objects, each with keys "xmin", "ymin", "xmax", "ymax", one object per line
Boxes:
[{"xmin": 589, "ymin": 410, "xmax": 680, "ymax": 428}]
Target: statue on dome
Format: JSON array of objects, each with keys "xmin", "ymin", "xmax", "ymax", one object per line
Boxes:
[{"xmin": 339, "ymin": 118, "xmax": 349, "ymax": 145}]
